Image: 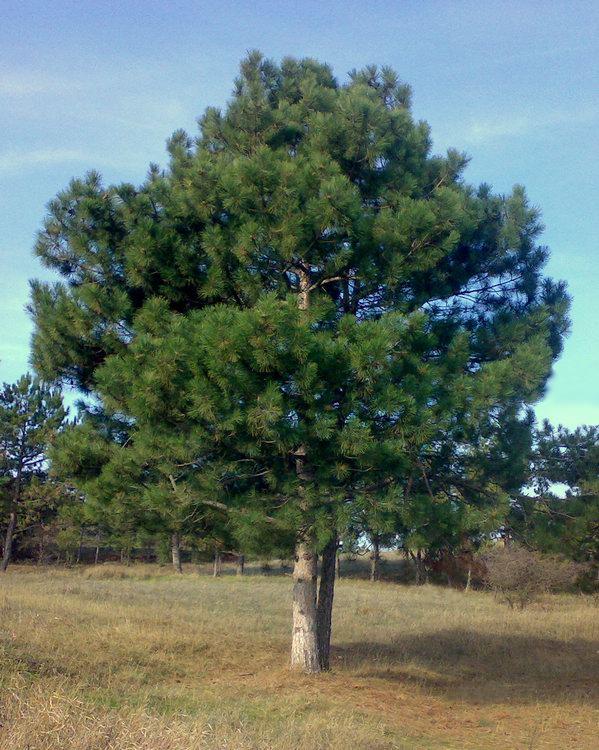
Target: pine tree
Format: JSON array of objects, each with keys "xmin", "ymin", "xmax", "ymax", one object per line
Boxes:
[
  {"xmin": 9, "ymin": 476, "xmax": 75, "ymax": 564},
  {"xmin": 0, "ymin": 374, "xmax": 66, "ymax": 570},
  {"xmin": 34, "ymin": 53, "xmax": 568, "ymax": 672},
  {"xmin": 510, "ymin": 422, "xmax": 598, "ymax": 578},
  {"xmin": 391, "ymin": 404, "xmax": 536, "ymax": 582}
]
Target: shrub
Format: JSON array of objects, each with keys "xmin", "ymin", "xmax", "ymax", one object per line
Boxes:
[{"xmin": 481, "ymin": 544, "xmax": 580, "ymax": 608}]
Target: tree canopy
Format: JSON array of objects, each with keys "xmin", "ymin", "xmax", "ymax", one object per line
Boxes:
[{"xmin": 32, "ymin": 52, "xmax": 569, "ymax": 671}]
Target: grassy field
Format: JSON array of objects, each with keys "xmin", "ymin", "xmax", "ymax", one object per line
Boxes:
[{"xmin": 0, "ymin": 563, "xmax": 598, "ymax": 749}]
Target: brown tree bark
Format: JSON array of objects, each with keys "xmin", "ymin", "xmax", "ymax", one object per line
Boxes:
[
  {"xmin": 290, "ymin": 265, "xmax": 322, "ymax": 673},
  {"xmin": 291, "ymin": 461, "xmax": 321, "ymax": 671},
  {"xmin": 171, "ymin": 532, "xmax": 183, "ymax": 574},
  {"xmin": 317, "ymin": 533, "xmax": 337, "ymax": 671},
  {"xmin": 291, "ymin": 540, "xmax": 320, "ymax": 672},
  {"xmin": 335, "ymin": 549, "xmax": 341, "ymax": 580}
]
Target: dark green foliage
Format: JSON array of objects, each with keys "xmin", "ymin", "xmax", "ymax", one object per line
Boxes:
[
  {"xmin": 0, "ymin": 374, "xmax": 66, "ymax": 476},
  {"xmin": 34, "ymin": 53, "xmax": 568, "ymax": 567},
  {"xmin": 0, "ymin": 374, "xmax": 67, "ymax": 568},
  {"xmin": 31, "ymin": 54, "xmax": 568, "ymax": 388},
  {"xmin": 509, "ymin": 423, "xmax": 599, "ymax": 577},
  {"xmin": 12, "ymin": 477, "xmax": 75, "ymax": 563}
]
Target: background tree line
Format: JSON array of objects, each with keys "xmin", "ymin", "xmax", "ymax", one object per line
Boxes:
[{"xmin": 2, "ymin": 388, "xmax": 595, "ymax": 584}]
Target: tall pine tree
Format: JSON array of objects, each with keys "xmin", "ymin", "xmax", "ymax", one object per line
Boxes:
[{"xmin": 33, "ymin": 53, "xmax": 568, "ymax": 671}]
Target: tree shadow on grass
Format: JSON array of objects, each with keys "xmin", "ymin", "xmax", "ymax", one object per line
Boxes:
[{"xmin": 333, "ymin": 629, "xmax": 599, "ymax": 705}]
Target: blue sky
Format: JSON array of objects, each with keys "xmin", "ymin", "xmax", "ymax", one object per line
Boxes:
[{"xmin": 1, "ymin": 0, "xmax": 598, "ymax": 427}]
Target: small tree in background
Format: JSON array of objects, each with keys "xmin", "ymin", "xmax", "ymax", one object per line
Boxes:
[
  {"xmin": 509, "ymin": 423, "xmax": 598, "ymax": 587},
  {"xmin": 0, "ymin": 374, "xmax": 66, "ymax": 570},
  {"xmin": 15, "ymin": 477, "xmax": 74, "ymax": 563}
]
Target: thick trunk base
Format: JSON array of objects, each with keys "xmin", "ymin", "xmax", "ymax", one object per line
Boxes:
[{"xmin": 291, "ymin": 542, "xmax": 321, "ymax": 673}]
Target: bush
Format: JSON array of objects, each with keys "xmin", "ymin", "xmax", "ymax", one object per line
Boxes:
[{"xmin": 481, "ymin": 544, "xmax": 580, "ymax": 609}]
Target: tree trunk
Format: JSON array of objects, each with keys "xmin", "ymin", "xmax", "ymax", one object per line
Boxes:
[
  {"xmin": 94, "ymin": 544, "xmax": 100, "ymax": 565},
  {"xmin": 291, "ymin": 541, "xmax": 320, "ymax": 672},
  {"xmin": 236, "ymin": 553, "xmax": 245, "ymax": 576},
  {"xmin": 289, "ymin": 265, "xmax": 322, "ymax": 674},
  {"xmin": 2, "ymin": 462, "xmax": 23, "ymax": 573},
  {"xmin": 465, "ymin": 565, "xmax": 472, "ymax": 592},
  {"xmin": 213, "ymin": 550, "xmax": 222, "ymax": 577},
  {"xmin": 408, "ymin": 551, "xmax": 422, "ymax": 586},
  {"xmin": 335, "ymin": 549, "xmax": 341, "ymax": 580},
  {"xmin": 413, "ymin": 550, "xmax": 427, "ymax": 585},
  {"xmin": 317, "ymin": 533, "xmax": 337, "ymax": 671},
  {"xmin": 1, "ymin": 509, "xmax": 17, "ymax": 572},
  {"xmin": 171, "ymin": 532, "xmax": 183, "ymax": 574},
  {"xmin": 370, "ymin": 535, "xmax": 381, "ymax": 582}
]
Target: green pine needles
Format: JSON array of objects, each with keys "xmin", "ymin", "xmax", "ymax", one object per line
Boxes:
[
  {"xmin": 32, "ymin": 52, "xmax": 570, "ymax": 671},
  {"xmin": 0, "ymin": 374, "xmax": 66, "ymax": 570}
]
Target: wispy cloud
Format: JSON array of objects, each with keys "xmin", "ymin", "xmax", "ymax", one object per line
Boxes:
[
  {"xmin": 0, "ymin": 148, "xmax": 96, "ymax": 173},
  {"xmin": 0, "ymin": 71, "xmax": 78, "ymax": 97},
  {"xmin": 466, "ymin": 116, "xmax": 531, "ymax": 144},
  {"xmin": 1, "ymin": 67, "xmax": 191, "ymax": 141},
  {"xmin": 463, "ymin": 105, "xmax": 599, "ymax": 145}
]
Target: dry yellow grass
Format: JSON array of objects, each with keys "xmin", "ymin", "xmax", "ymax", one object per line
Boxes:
[{"xmin": 1, "ymin": 564, "xmax": 598, "ymax": 749}]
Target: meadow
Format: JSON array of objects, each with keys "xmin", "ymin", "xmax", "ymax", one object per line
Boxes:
[{"xmin": 0, "ymin": 561, "xmax": 598, "ymax": 750}]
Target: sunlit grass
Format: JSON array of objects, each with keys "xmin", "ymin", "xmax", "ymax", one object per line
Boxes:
[{"xmin": 1, "ymin": 563, "xmax": 597, "ymax": 749}]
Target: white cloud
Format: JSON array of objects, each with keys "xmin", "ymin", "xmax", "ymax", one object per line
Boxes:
[
  {"xmin": 0, "ymin": 146, "xmax": 146, "ymax": 175},
  {"xmin": 0, "ymin": 71, "xmax": 78, "ymax": 97},
  {"xmin": 466, "ymin": 116, "xmax": 531, "ymax": 144},
  {"xmin": 0, "ymin": 148, "xmax": 95, "ymax": 173},
  {"xmin": 462, "ymin": 104, "xmax": 599, "ymax": 146}
]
